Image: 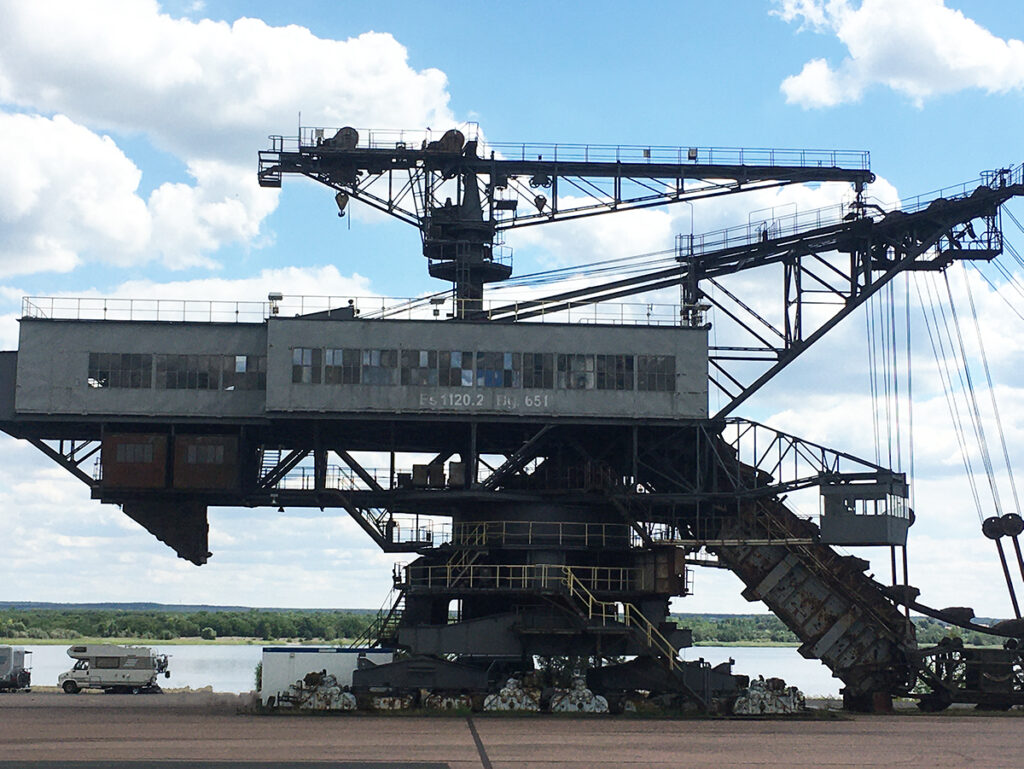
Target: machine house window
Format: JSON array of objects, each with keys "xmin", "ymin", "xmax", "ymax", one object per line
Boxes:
[
  {"xmin": 439, "ymin": 351, "xmax": 474, "ymax": 386},
  {"xmin": 88, "ymin": 353, "xmax": 152, "ymax": 389},
  {"xmin": 362, "ymin": 349, "xmax": 398, "ymax": 385},
  {"xmin": 557, "ymin": 354, "xmax": 595, "ymax": 390},
  {"xmin": 292, "ymin": 348, "xmax": 322, "ymax": 384},
  {"xmin": 476, "ymin": 352, "xmax": 521, "ymax": 388},
  {"xmin": 325, "ymin": 349, "xmax": 361, "ymax": 385},
  {"xmin": 637, "ymin": 355, "xmax": 676, "ymax": 391},
  {"xmin": 596, "ymin": 354, "xmax": 634, "ymax": 391},
  {"xmin": 187, "ymin": 444, "xmax": 225, "ymax": 464},
  {"xmin": 401, "ymin": 349, "xmax": 438, "ymax": 386},
  {"xmin": 222, "ymin": 355, "xmax": 266, "ymax": 391},
  {"xmin": 522, "ymin": 353, "xmax": 554, "ymax": 389},
  {"xmin": 156, "ymin": 354, "xmax": 222, "ymax": 390},
  {"xmin": 115, "ymin": 443, "xmax": 153, "ymax": 464}
]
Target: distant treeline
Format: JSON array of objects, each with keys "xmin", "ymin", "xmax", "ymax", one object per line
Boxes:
[
  {"xmin": 0, "ymin": 608, "xmax": 372, "ymax": 641},
  {"xmin": 675, "ymin": 613, "xmax": 1003, "ymax": 647},
  {"xmin": 0, "ymin": 607, "xmax": 1005, "ymax": 646}
]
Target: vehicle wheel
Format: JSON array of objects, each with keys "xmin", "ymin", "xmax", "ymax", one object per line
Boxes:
[{"xmin": 62, "ymin": 681, "xmax": 80, "ymax": 694}]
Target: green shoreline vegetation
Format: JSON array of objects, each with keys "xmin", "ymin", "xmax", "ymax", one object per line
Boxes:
[
  {"xmin": 0, "ymin": 608, "xmax": 369, "ymax": 645},
  {"xmin": 0, "ymin": 607, "xmax": 1006, "ymax": 647}
]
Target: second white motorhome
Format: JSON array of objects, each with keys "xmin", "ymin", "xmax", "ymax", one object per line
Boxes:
[
  {"xmin": 58, "ymin": 644, "xmax": 170, "ymax": 694},
  {"xmin": 0, "ymin": 646, "xmax": 31, "ymax": 691}
]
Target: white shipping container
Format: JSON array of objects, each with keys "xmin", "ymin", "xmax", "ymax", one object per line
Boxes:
[{"xmin": 260, "ymin": 646, "xmax": 393, "ymax": 705}]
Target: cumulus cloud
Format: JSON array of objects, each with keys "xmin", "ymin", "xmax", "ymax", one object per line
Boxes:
[
  {"xmin": 775, "ymin": 0, "xmax": 1024, "ymax": 108},
  {"xmin": 0, "ymin": 113, "xmax": 282, "ymax": 275},
  {"xmin": 0, "ymin": 113, "xmax": 150, "ymax": 275},
  {"xmin": 0, "ymin": 0, "xmax": 457, "ymax": 275},
  {"xmin": 0, "ymin": 1, "xmax": 454, "ymax": 162}
]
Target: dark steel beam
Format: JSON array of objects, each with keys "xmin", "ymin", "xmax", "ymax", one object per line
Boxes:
[
  {"xmin": 481, "ymin": 424, "xmax": 555, "ymax": 490},
  {"xmin": 28, "ymin": 438, "xmax": 95, "ymax": 486}
]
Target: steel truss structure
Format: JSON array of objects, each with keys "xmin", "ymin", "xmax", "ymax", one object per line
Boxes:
[{"xmin": 3, "ymin": 123, "xmax": 1023, "ymax": 711}]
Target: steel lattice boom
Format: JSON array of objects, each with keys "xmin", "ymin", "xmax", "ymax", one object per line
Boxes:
[{"xmin": 258, "ymin": 125, "xmax": 873, "ymax": 313}]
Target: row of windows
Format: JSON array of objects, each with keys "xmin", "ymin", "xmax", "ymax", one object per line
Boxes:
[
  {"xmin": 186, "ymin": 444, "xmax": 226, "ymax": 465},
  {"xmin": 86, "ymin": 350, "xmax": 677, "ymax": 393},
  {"xmin": 291, "ymin": 348, "xmax": 677, "ymax": 392},
  {"xmin": 88, "ymin": 353, "xmax": 266, "ymax": 390},
  {"xmin": 115, "ymin": 443, "xmax": 153, "ymax": 464},
  {"xmin": 112, "ymin": 442, "xmax": 227, "ymax": 466}
]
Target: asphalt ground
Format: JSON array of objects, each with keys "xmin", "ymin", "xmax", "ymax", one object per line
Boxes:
[{"xmin": 2, "ymin": 691, "xmax": 1023, "ymax": 768}]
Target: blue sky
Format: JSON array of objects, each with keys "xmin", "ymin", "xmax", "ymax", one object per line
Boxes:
[{"xmin": 1, "ymin": 0, "xmax": 1024, "ymax": 618}]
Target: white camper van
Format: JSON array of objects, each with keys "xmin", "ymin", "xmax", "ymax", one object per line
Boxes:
[
  {"xmin": 58, "ymin": 644, "xmax": 170, "ymax": 694},
  {"xmin": 0, "ymin": 646, "xmax": 31, "ymax": 691}
]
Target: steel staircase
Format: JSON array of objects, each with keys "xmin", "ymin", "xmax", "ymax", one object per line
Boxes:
[
  {"xmin": 560, "ymin": 566, "xmax": 709, "ymax": 707},
  {"xmin": 348, "ymin": 587, "xmax": 405, "ymax": 648},
  {"xmin": 259, "ymin": 448, "xmax": 282, "ymax": 484},
  {"xmin": 444, "ymin": 542, "xmax": 485, "ymax": 586},
  {"xmin": 561, "ymin": 567, "xmax": 682, "ymax": 673}
]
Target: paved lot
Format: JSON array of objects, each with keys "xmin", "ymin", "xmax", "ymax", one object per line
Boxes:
[{"xmin": 2, "ymin": 692, "xmax": 1023, "ymax": 768}]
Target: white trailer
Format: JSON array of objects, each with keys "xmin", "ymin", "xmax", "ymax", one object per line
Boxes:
[
  {"xmin": 58, "ymin": 644, "xmax": 170, "ymax": 694},
  {"xmin": 260, "ymin": 646, "xmax": 392, "ymax": 706},
  {"xmin": 0, "ymin": 646, "xmax": 31, "ymax": 691}
]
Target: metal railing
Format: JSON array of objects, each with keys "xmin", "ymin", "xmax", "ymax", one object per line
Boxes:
[
  {"xmin": 680, "ymin": 162, "xmax": 1024, "ymax": 260},
  {"xmin": 486, "ymin": 142, "xmax": 869, "ymax": 170},
  {"xmin": 717, "ymin": 418, "xmax": 904, "ymax": 498},
  {"xmin": 21, "ymin": 296, "xmax": 270, "ymax": 323},
  {"xmin": 274, "ymin": 465, "xmax": 389, "ymax": 492},
  {"xmin": 21, "ymin": 294, "xmax": 684, "ymax": 327},
  {"xmin": 281, "ymin": 127, "xmax": 871, "ymax": 170},
  {"xmin": 562, "ymin": 567, "xmax": 682, "ymax": 673},
  {"xmin": 347, "ymin": 585, "xmax": 404, "ymax": 649},
  {"xmin": 403, "ymin": 562, "xmax": 645, "ymax": 593},
  {"xmin": 452, "ymin": 520, "xmax": 630, "ymax": 549}
]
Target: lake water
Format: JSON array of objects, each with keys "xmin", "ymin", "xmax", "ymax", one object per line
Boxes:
[
  {"xmin": 20, "ymin": 643, "xmax": 840, "ymax": 697},
  {"xmin": 683, "ymin": 646, "xmax": 840, "ymax": 697},
  {"xmin": 22, "ymin": 644, "xmax": 263, "ymax": 693}
]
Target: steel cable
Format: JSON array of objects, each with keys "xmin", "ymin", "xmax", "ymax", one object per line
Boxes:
[
  {"xmin": 941, "ymin": 271, "xmax": 1003, "ymax": 517},
  {"xmin": 915, "ymin": 273, "xmax": 984, "ymax": 521},
  {"xmin": 961, "ymin": 262, "xmax": 1022, "ymax": 516}
]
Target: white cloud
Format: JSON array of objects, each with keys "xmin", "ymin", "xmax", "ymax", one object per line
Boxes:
[
  {"xmin": 0, "ymin": 113, "xmax": 284, "ymax": 275},
  {"xmin": 776, "ymin": 0, "xmax": 1024, "ymax": 108},
  {"xmin": 0, "ymin": 2, "xmax": 455, "ymax": 162},
  {"xmin": 0, "ymin": 113, "xmax": 150, "ymax": 275},
  {"xmin": 97, "ymin": 264, "xmax": 375, "ymax": 307},
  {"xmin": 0, "ymin": 0, "xmax": 457, "ymax": 275},
  {"xmin": 147, "ymin": 160, "xmax": 278, "ymax": 268}
]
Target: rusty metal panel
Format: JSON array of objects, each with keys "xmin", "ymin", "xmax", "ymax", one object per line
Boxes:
[
  {"xmin": 100, "ymin": 434, "xmax": 167, "ymax": 488},
  {"xmin": 173, "ymin": 435, "xmax": 239, "ymax": 490}
]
